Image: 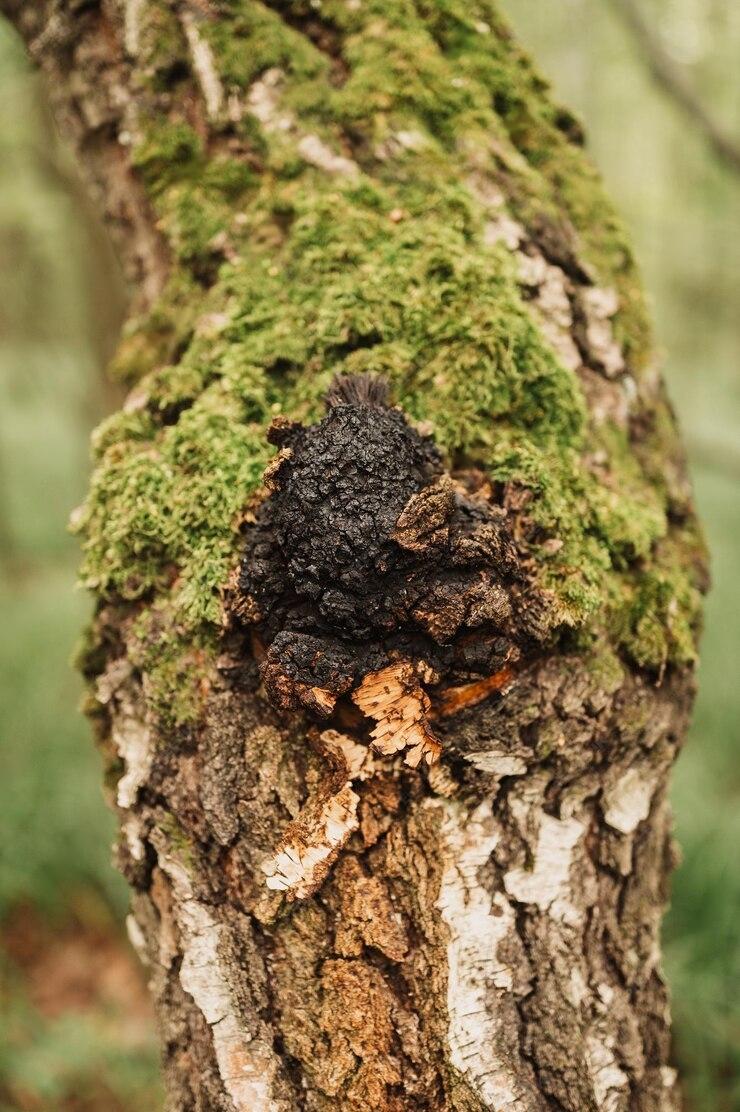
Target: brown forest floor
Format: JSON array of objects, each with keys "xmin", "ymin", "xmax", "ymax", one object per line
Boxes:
[{"xmin": 1, "ymin": 904, "xmax": 161, "ymax": 1112}]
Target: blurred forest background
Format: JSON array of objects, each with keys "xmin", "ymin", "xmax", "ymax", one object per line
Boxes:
[{"xmin": 0, "ymin": 2, "xmax": 738, "ymax": 1110}]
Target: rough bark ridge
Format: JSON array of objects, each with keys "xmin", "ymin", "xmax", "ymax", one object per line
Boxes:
[{"xmin": 3, "ymin": 2, "xmax": 707, "ymax": 1109}]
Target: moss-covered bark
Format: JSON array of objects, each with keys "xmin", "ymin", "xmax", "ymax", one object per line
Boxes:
[{"xmin": 4, "ymin": 1, "xmax": 706, "ymax": 1109}]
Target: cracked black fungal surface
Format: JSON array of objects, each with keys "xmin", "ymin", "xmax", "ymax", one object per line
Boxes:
[{"xmin": 237, "ymin": 375, "xmax": 544, "ymax": 717}]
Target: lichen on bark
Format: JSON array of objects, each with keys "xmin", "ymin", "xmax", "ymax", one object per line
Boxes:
[{"xmin": 2, "ymin": 0, "xmax": 708, "ymax": 1108}]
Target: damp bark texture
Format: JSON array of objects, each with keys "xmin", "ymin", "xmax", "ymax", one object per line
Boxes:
[{"xmin": 3, "ymin": 2, "xmax": 708, "ymax": 1110}]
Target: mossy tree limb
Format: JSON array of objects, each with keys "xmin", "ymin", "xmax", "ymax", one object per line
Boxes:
[{"xmin": 3, "ymin": 1, "xmax": 707, "ymax": 1108}]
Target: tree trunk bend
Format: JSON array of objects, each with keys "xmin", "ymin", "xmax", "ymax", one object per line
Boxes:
[{"xmin": 4, "ymin": 2, "xmax": 707, "ymax": 1109}]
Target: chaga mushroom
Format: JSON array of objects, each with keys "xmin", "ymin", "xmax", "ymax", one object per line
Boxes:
[{"xmin": 236, "ymin": 374, "xmax": 544, "ymax": 765}]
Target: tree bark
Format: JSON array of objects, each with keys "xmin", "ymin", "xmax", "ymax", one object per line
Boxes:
[{"xmin": 3, "ymin": 2, "xmax": 707, "ymax": 1110}]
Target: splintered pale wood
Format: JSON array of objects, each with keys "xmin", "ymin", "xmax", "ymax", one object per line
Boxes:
[
  {"xmin": 352, "ymin": 662, "xmax": 441, "ymax": 768},
  {"xmin": 259, "ymin": 730, "xmax": 374, "ymax": 904},
  {"xmin": 261, "ymin": 783, "xmax": 360, "ymax": 900}
]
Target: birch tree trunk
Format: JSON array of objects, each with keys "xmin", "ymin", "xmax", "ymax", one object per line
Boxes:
[{"xmin": 3, "ymin": 2, "xmax": 707, "ymax": 1109}]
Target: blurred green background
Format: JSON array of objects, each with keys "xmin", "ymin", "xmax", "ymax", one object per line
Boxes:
[{"xmin": 0, "ymin": 2, "xmax": 737, "ymax": 1109}]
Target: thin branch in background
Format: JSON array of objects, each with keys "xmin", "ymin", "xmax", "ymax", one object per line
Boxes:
[{"xmin": 607, "ymin": 0, "xmax": 740, "ymax": 176}]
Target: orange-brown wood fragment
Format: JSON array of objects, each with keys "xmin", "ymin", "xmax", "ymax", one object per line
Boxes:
[{"xmin": 433, "ymin": 664, "xmax": 516, "ymax": 718}]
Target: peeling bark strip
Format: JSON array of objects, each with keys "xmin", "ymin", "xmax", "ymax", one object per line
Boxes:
[
  {"xmin": 154, "ymin": 843, "xmax": 289, "ymax": 1112},
  {"xmin": 435, "ymin": 799, "xmax": 541, "ymax": 1109},
  {"xmin": 180, "ymin": 9, "xmax": 224, "ymax": 120},
  {"xmin": 3, "ymin": 1, "xmax": 707, "ymax": 1109}
]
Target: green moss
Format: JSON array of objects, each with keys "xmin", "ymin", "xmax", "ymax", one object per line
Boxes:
[
  {"xmin": 137, "ymin": 3, "xmax": 188, "ymax": 90},
  {"xmin": 127, "ymin": 605, "xmax": 217, "ymax": 728},
  {"xmin": 585, "ymin": 645, "xmax": 625, "ymax": 697},
  {"xmin": 79, "ymin": 375, "xmax": 272, "ymax": 620},
  {"xmin": 401, "ymin": 0, "xmax": 654, "ymax": 366},
  {"xmin": 616, "ymin": 554, "xmax": 703, "ymax": 671},
  {"xmin": 157, "ymin": 813, "xmax": 196, "ymax": 869},
  {"xmin": 131, "ymin": 116, "xmax": 257, "ymax": 279},
  {"xmin": 202, "ymin": 4, "xmax": 326, "ymax": 88},
  {"xmin": 107, "ymin": 275, "xmax": 201, "ymax": 386},
  {"xmin": 132, "ymin": 121, "xmax": 204, "ymax": 194},
  {"xmin": 203, "ymin": 158, "xmax": 258, "ymax": 199},
  {"xmin": 77, "ymin": 0, "xmax": 703, "ymax": 718},
  {"xmin": 337, "ymin": 23, "xmax": 490, "ymax": 143}
]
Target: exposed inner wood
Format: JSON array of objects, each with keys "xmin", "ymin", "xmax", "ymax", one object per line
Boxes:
[
  {"xmin": 434, "ymin": 664, "xmax": 517, "ymax": 718},
  {"xmin": 352, "ymin": 662, "xmax": 442, "ymax": 768}
]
